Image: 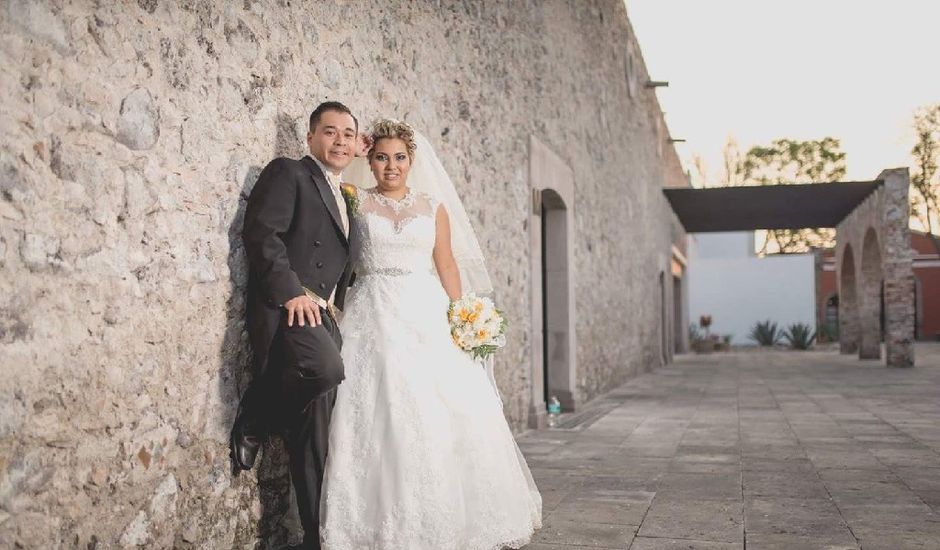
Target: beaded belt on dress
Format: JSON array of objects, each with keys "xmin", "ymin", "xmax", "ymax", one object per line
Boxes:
[
  {"xmin": 359, "ymin": 266, "xmax": 440, "ymax": 277},
  {"xmin": 360, "ymin": 267, "xmax": 414, "ymax": 276}
]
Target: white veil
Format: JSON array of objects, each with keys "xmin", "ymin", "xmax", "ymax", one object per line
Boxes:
[{"xmin": 343, "ymin": 128, "xmax": 495, "ymax": 297}]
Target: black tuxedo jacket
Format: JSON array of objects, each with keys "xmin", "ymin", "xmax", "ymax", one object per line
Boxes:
[{"xmin": 242, "ymin": 155, "xmax": 359, "ymax": 377}]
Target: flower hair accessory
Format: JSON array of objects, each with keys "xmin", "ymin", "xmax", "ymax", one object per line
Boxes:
[{"xmin": 355, "ymin": 133, "xmax": 373, "ymax": 158}]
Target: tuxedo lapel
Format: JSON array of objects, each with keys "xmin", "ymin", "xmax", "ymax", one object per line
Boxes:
[{"xmin": 301, "ymin": 156, "xmax": 348, "ymax": 247}]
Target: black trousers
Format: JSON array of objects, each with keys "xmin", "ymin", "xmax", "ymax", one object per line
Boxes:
[{"xmin": 270, "ymin": 309, "xmax": 345, "ymax": 550}]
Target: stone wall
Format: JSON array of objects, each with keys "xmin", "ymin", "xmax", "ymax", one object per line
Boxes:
[{"xmin": 0, "ymin": 0, "xmax": 686, "ymax": 546}]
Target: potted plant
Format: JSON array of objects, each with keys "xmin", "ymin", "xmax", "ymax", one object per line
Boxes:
[
  {"xmin": 691, "ymin": 316, "xmax": 716, "ymax": 353},
  {"xmin": 700, "ymin": 315, "xmax": 712, "ymax": 338}
]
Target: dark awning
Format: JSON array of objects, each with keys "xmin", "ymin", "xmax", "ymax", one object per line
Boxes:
[{"xmin": 663, "ymin": 181, "xmax": 883, "ymax": 232}]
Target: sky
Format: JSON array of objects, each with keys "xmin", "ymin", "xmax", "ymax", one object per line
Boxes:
[{"xmin": 625, "ymin": 0, "xmax": 940, "ymax": 185}]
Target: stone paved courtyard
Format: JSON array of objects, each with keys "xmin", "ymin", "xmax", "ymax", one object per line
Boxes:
[{"xmin": 518, "ymin": 344, "xmax": 940, "ymax": 550}]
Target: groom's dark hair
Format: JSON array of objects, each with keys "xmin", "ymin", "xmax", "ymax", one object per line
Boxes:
[{"xmin": 309, "ymin": 101, "xmax": 358, "ymax": 132}]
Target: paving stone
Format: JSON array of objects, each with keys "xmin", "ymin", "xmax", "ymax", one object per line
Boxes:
[
  {"xmin": 894, "ymin": 468, "xmax": 940, "ymax": 509},
  {"xmin": 673, "ymin": 453, "xmax": 739, "ymax": 465},
  {"xmin": 740, "ymin": 445, "xmax": 806, "ymax": 460},
  {"xmin": 745, "ymin": 532, "xmax": 859, "ymax": 550},
  {"xmin": 825, "ymin": 480, "xmax": 925, "ymax": 506},
  {"xmin": 637, "ymin": 498, "xmax": 742, "ymax": 543},
  {"xmin": 838, "ymin": 504, "xmax": 940, "ymax": 535},
  {"xmin": 629, "ymin": 537, "xmax": 740, "ymax": 550},
  {"xmin": 805, "ymin": 449, "xmax": 886, "ymax": 470},
  {"xmin": 571, "ymin": 475, "xmax": 660, "ymax": 493},
  {"xmin": 868, "ymin": 448, "xmax": 940, "ymax": 468},
  {"xmin": 742, "ymin": 471, "xmax": 830, "ymax": 499},
  {"xmin": 521, "ymin": 544, "xmax": 628, "ymax": 550},
  {"xmin": 547, "ymin": 490, "xmax": 654, "ymax": 526},
  {"xmin": 531, "ymin": 519, "xmax": 636, "ymax": 547},
  {"xmin": 667, "ymin": 461, "xmax": 741, "ymax": 475},
  {"xmin": 744, "ymin": 496, "xmax": 851, "ymax": 537},
  {"xmin": 816, "ymin": 468, "xmax": 898, "ymax": 483},
  {"xmin": 655, "ymin": 473, "xmax": 742, "ymax": 501},
  {"xmin": 619, "ymin": 443, "xmax": 682, "ymax": 458},
  {"xmin": 741, "ymin": 457, "xmax": 817, "ymax": 473},
  {"xmin": 851, "ymin": 530, "xmax": 940, "ymax": 550}
]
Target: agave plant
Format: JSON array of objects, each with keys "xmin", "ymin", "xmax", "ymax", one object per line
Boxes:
[
  {"xmin": 784, "ymin": 323, "xmax": 816, "ymax": 350},
  {"xmin": 749, "ymin": 320, "xmax": 782, "ymax": 346}
]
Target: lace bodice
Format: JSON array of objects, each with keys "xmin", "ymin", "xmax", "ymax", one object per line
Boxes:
[{"xmin": 354, "ymin": 187, "xmax": 440, "ymax": 277}]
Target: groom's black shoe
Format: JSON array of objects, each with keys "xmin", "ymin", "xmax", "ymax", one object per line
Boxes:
[
  {"xmin": 230, "ymin": 394, "xmax": 263, "ymax": 471},
  {"xmin": 230, "ymin": 421, "xmax": 260, "ymax": 471}
]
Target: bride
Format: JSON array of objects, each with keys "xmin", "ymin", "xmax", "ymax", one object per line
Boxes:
[{"xmin": 319, "ymin": 119, "xmax": 542, "ymax": 550}]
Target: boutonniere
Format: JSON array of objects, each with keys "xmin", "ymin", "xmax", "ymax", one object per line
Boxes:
[{"xmin": 340, "ymin": 183, "xmax": 359, "ymax": 214}]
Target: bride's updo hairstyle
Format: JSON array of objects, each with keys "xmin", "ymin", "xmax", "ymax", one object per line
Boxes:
[{"xmin": 367, "ymin": 119, "xmax": 417, "ymax": 161}]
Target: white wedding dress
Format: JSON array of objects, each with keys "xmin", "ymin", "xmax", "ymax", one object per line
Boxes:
[{"xmin": 319, "ymin": 187, "xmax": 542, "ymax": 550}]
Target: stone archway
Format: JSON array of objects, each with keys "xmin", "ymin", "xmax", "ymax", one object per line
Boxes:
[
  {"xmin": 839, "ymin": 244, "xmax": 860, "ymax": 354},
  {"xmin": 859, "ymin": 228, "xmax": 883, "ymax": 359},
  {"xmin": 527, "ymin": 136, "xmax": 578, "ymax": 428},
  {"xmin": 835, "ymin": 168, "xmax": 914, "ymax": 367}
]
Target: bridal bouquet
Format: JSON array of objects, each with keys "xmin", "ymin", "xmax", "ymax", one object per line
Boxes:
[{"xmin": 448, "ymin": 294, "xmax": 507, "ymax": 360}]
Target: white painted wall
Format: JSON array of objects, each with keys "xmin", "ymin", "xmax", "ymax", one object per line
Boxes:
[{"xmin": 688, "ymin": 232, "xmax": 816, "ymax": 345}]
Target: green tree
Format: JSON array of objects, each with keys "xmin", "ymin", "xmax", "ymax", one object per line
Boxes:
[
  {"xmin": 735, "ymin": 138, "xmax": 848, "ymax": 254},
  {"xmin": 911, "ymin": 103, "xmax": 940, "ymax": 254}
]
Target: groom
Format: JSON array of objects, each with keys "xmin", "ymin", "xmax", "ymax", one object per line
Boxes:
[{"xmin": 232, "ymin": 101, "xmax": 359, "ymax": 549}]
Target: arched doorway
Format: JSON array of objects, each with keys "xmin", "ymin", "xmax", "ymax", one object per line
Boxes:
[
  {"xmin": 839, "ymin": 244, "xmax": 859, "ymax": 354},
  {"xmin": 528, "ymin": 136, "xmax": 577, "ymax": 428},
  {"xmin": 673, "ymin": 275, "xmax": 684, "ymax": 353},
  {"xmin": 860, "ymin": 228, "xmax": 883, "ymax": 359},
  {"xmin": 823, "ymin": 293, "xmax": 839, "ymax": 342},
  {"xmin": 659, "ymin": 271, "xmax": 668, "ymax": 364},
  {"xmin": 540, "ymin": 188, "xmax": 573, "ymax": 408}
]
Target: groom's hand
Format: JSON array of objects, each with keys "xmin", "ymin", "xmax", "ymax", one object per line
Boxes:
[{"xmin": 285, "ymin": 295, "xmax": 322, "ymax": 327}]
